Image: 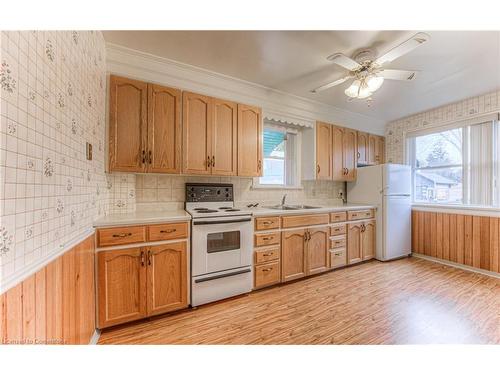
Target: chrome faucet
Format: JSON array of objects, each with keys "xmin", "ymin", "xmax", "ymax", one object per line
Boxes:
[{"xmin": 281, "ymin": 194, "xmax": 287, "ymax": 206}]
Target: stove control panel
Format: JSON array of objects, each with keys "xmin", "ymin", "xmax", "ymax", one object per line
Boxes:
[{"xmin": 185, "ymin": 183, "xmax": 233, "ymax": 202}]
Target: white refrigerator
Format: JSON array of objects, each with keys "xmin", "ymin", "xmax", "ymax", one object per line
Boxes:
[{"xmin": 347, "ymin": 164, "xmax": 412, "ymax": 261}]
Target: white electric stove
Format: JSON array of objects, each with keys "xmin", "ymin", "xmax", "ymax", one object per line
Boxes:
[{"xmin": 185, "ymin": 183, "xmax": 253, "ymax": 307}]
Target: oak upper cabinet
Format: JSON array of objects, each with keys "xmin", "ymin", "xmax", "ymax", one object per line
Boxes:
[
  {"xmin": 147, "ymin": 242, "xmax": 188, "ymax": 316},
  {"xmin": 316, "ymin": 122, "xmax": 332, "ymax": 180},
  {"xmin": 212, "ymin": 99, "xmax": 238, "ymax": 176},
  {"xmin": 109, "ymin": 75, "xmax": 148, "ymax": 172},
  {"xmin": 375, "ymin": 136, "xmax": 385, "ymax": 164},
  {"xmin": 238, "ymin": 104, "xmax": 263, "ymax": 177},
  {"xmin": 97, "ymin": 248, "xmax": 147, "ymax": 328},
  {"xmin": 307, "ymin": 227, "xmax": 329, "ymax": 275},
  {"xmin": 182, "ymin": 91, "xmax": 213, "ymax": 175},
  {"xmin": 147, "ymin": 84, "xmax": 181, "ymax": 173},
  {"xmin": 108, "ymin": 75, "xmax": 181, "ymax": 174},
  {"xmin": 368, "ymin": 134, "xmax": 377, "ymax": 165},
  {"xmin": 331, "ymin": 125, "xmax": 345, "ymax": 180},
  {"xmin": 282, "ymin": 229, "xmax": 307, "ymax": 282},
  {"xmin": 347, "ymin": 222, "xmax": 363, "ymax": 264},
  {"xmin": 343, "ymin": 128, "xmax": 357, "ymax": 181},
  {"xmin": 362, "ymin": 220, "xmax": 376, "ymax": 260},
  {"xmin": 357, "ymin": 131, "xmax": 369, "ymax": 166}
]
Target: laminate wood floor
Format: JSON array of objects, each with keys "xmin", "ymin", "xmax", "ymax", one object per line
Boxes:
[{"xmin": 98, "ymin": 257, "xmax": 500, "ymax": 344}]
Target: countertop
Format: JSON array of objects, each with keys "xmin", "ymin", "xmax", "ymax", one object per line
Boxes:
[
  {"xmin": 93, "ymin": 203, "xmax": 376, "ymax": 227},
  {"xmin": 93, "ymin": 210, "xmax": 191, "ymax": 228},
  {"xmin": 245, "ymin": 203, "xmax": 377, "ymax": 217}
]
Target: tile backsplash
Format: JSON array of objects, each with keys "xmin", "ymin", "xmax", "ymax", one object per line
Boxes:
[
  {"xmin": 385, "ymin": 90, "xmax": 500, "ymax": 164},
  {"xmin": 0, "ymin": 31, "xmax": 107, "ymax": 287},
  {"xmin": 109, "ymin": 175, "xmax": 346, "ymax": 212}
]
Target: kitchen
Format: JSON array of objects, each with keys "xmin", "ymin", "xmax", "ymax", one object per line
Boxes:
[{"xmin": 1, "ymin": 2, "xmax": 500, "ymax": 374}]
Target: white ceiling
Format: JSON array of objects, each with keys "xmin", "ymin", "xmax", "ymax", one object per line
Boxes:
[{"xmin": 103, "ymin": 31, "xmax": 500, "ymax": 123}]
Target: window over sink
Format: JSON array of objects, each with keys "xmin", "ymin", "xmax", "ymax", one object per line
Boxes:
[{"xmin": 254, "ymin": 123, "xmax": 301, "ymax": 189}]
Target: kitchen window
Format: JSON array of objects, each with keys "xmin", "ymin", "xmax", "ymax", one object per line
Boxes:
[
  {"xmin": 407, "ymin": 114, "xmax": 500, "ymax": 206},
  {"xmin": 254, "ymin": 124, "xmax": 300, "ymax": 188}
]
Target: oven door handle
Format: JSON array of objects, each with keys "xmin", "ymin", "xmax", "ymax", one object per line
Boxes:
[
  {"xmin": 193, "ymin": 218, "xmax": 252, "ymax": 225},
  {"xmin": 194, "ymin": 268, "xmax": 251, "ymax": 283}
]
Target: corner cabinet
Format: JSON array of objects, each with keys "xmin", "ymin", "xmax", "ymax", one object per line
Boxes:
[
  {"xmin": 238, "ymin": 104, "xmax": 263, "ymax": 177},
  {"xmin": 108, "ymin": 75, "xmax": 181, "ymax": 173}
]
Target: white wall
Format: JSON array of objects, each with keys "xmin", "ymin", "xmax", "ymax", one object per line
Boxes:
[{"xmin": 0, "ymin": 31, "xmax": 107, "ymax": 292}]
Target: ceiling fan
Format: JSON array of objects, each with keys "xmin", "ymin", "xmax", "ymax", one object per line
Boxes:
[{"xmin": 311, "ymin": 32, "xmax": 430, "ymax": 100}]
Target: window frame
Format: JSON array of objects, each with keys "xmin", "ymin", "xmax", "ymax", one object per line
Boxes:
[
  {"xmin": 406, "ymin": 113, "xmax": 499, "ymax": 207},
  {"xmin": 253, "ymin": 123, "xmax": 303, "ymax": 190}
]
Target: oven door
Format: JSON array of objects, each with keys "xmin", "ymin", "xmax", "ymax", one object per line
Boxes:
[{"xmin": 191, "ymin": 216, "xmax": 253, "ymax": 277}]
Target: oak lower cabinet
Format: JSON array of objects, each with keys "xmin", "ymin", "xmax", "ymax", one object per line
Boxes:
[
  {"xmin": 97, "ymin": 242, "xmax": 188, "ymax": 329},
  {"xmin": 347, "ymin": 220, "xmax": 376, "ymax": 265},
  {"xmin": 307, "ymin": 227, "xmax": 329, "ymax": 275},
  {"xmin": 281, "ymin": 227, "xmax": 329, "ymax": 282}
]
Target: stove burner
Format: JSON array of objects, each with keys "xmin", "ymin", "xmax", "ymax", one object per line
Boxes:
[
  {"xmin": 224, "ymin": 209, "xmax": 240, "ymax": 212},
  {"xmin": 195, "ymin": 209, "xmax": 218, "ymax": 213},
  {"xmin": 219, "ymin": 206, "xmax": 232, "ymax": 209},
  {"xmin": 194, "ymin": 208, "xmax": 209, "ymax": 211}
]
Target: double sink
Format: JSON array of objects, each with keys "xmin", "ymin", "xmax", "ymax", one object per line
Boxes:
[{"xmin": 265, "ymin": 204, "xmax": 320, "ymax": 210}]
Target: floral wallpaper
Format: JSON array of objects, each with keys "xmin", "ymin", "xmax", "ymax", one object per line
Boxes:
[
  {"xmin": 0, "ymin": 31, "xmax": 107, "ymax": 287},
  {"xmin": 385, "ymin": 90, "xmax": 500, "ymax": 163}
]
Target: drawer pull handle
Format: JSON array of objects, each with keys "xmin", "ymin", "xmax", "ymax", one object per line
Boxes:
[
  {"xmin": 262, "ymin": 268, "xmax": 273, "ymax": 272},
  {"xmin": 112, "ymin": 233, "xmax": 132, "ymax": 238},
  {"xmin": 262, "ymin": 237, "xmax": 273, "ymax": 241},
  {"xmin": 262, "ymin": 221, "xmax": 273, "ymax": 225},
  {"xmin": 140, "ymin": 251, "xmax": 145, "ymax": 267},
  {"xmin": 160, "ymin": 229, "xmax": 177, "ymax": 234},
  {"xmin": 335, "ymin": 253, "xmax": 342, "ymax": 257},
  {"xmin": 262, "ymin": 253, "xmax": 272, "ymax": 257}
]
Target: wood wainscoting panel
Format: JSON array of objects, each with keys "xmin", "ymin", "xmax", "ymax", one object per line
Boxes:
[
  {"xmin": 0, "ymin": 234, "xmax": 95, "ymax": 344},
  {"xmin": 412, "ymin": 210, "xmax": 500, "ymax": 274}
]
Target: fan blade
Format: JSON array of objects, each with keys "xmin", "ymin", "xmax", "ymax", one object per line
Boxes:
[
  {"xmin": 378, "ymin": 69, "xmax": 418, "ymax": 81},
  {"xmin": 311, "ymin": 76, "xmax": 352, "ymax": 93},
  {"xmin": 326, "ymin": 53, "xmax": 362, "ymax": 71},
  {"xmin": 374, "ymin": 32, "xmax": 430, "ymax": 66}
]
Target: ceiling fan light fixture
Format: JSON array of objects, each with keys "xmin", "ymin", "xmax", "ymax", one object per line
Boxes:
[
  {"xmin": 345, "ymin": 79, "xmax": 361, "ymax": 98},
  {"xmin": 357, "ymin": 83, "xmax": 372, "ymax": 99},
  {"xmin": 366, "ymin": 75, "xmax": 384, "ymax": 92}
]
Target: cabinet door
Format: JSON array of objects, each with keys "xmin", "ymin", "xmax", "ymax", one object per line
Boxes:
[
  {"xmin": 281, "ymin": 229, "xmax": 307, "ymax": 282},
  {"xmin": 315, "ymin": 122, "xmax": 332, "ymax": 180},
  {"xmin": 108, "ymin": 75, "xmax": 147, "ymax": 172},
  {"xmin": 375, "ymin": 136, "xmax": 385, "ymax": 164},
  {"xmin": 147, "ymin": 242, "xmax": 188, "ymax": 317},
  {"xmin": 357, "ymin": 131, "xmax": 369, "ymax": 165},
  {"xmin": 368, "ymin": 134, "xmax": 377, "ymax": 165},
  {"xmin": 343, "ymin": 128, "xmax": 357, "ymax": 181},
  {"xmin": 307, "ymin": 227, "xmax": 329, "ymax": 275},
  {"xmin": 97, "ymin": 248, "xmax": 147, "ymax": 328},
  {"xmin": 347, "ymin": 223, "xmax": 363, "ymax": 264},
  {"xmin": 237, "ymin": 104, "xmax": 262, "ymax": 177},
  {"xmin": 147, "ymin": 84, "xmax": 181, "ymax": 173},
  {"xmin": 212, "ymin": 98, "xmax": 238, "ymax": 176},
  {"xmin": 182, "ymin": 92, "xmax": 212, "ymax": 174},
  {"xmin": 361, "ymin": 220, "xmax": 376, "ymax": 260},
  {"xmin": 331, "ymin": 125, "xmax": 345, "ymax": 180}
]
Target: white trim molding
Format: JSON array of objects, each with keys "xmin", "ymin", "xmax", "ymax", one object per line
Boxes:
[{"xmin": 105, "ymin": 43, "xmax": 385, "ymax": 135}]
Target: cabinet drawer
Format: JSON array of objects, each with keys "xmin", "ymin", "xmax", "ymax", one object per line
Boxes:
[
  {"xmin": 330, "ymin": 236, "xmax": 346, "ymax": 249},
  {"xmin": 255, "ymin": 216, "xmax": 280, "ymax": 231},
  {"xmin": 330, "ymin": 211, "xmax": 347, "ymax": 223},
  {"xmin": 97, "ymin": 226, "xmax": 147, "ymax": 247},
  {"xmin": 330, "ymin": 249, "xmax": 347, "ymax": 269},
  {"xmin": 330, "ymin": 223, "xmax": 346, "ymax": 236},
  {"xmin": 254, "ymin": 261, "xmax": 280, "ymax": 289},
  {"xmin": 255, "ymin": 246, "xmax": 280, "ymax": 264},
  {"xmin": 348, "ymin": 209, "xmax": 374, "ymax": 221},
  {"xmin": 148, "ymin": 222, "xmax": 188, "ymax": 241},
  {"xmin": 254, "ymin": 232, "xmax": 280, "ymax": 247},
  {"xmin": 281, "ymin": 214, "xmax": 329, "ymax": 228}
]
